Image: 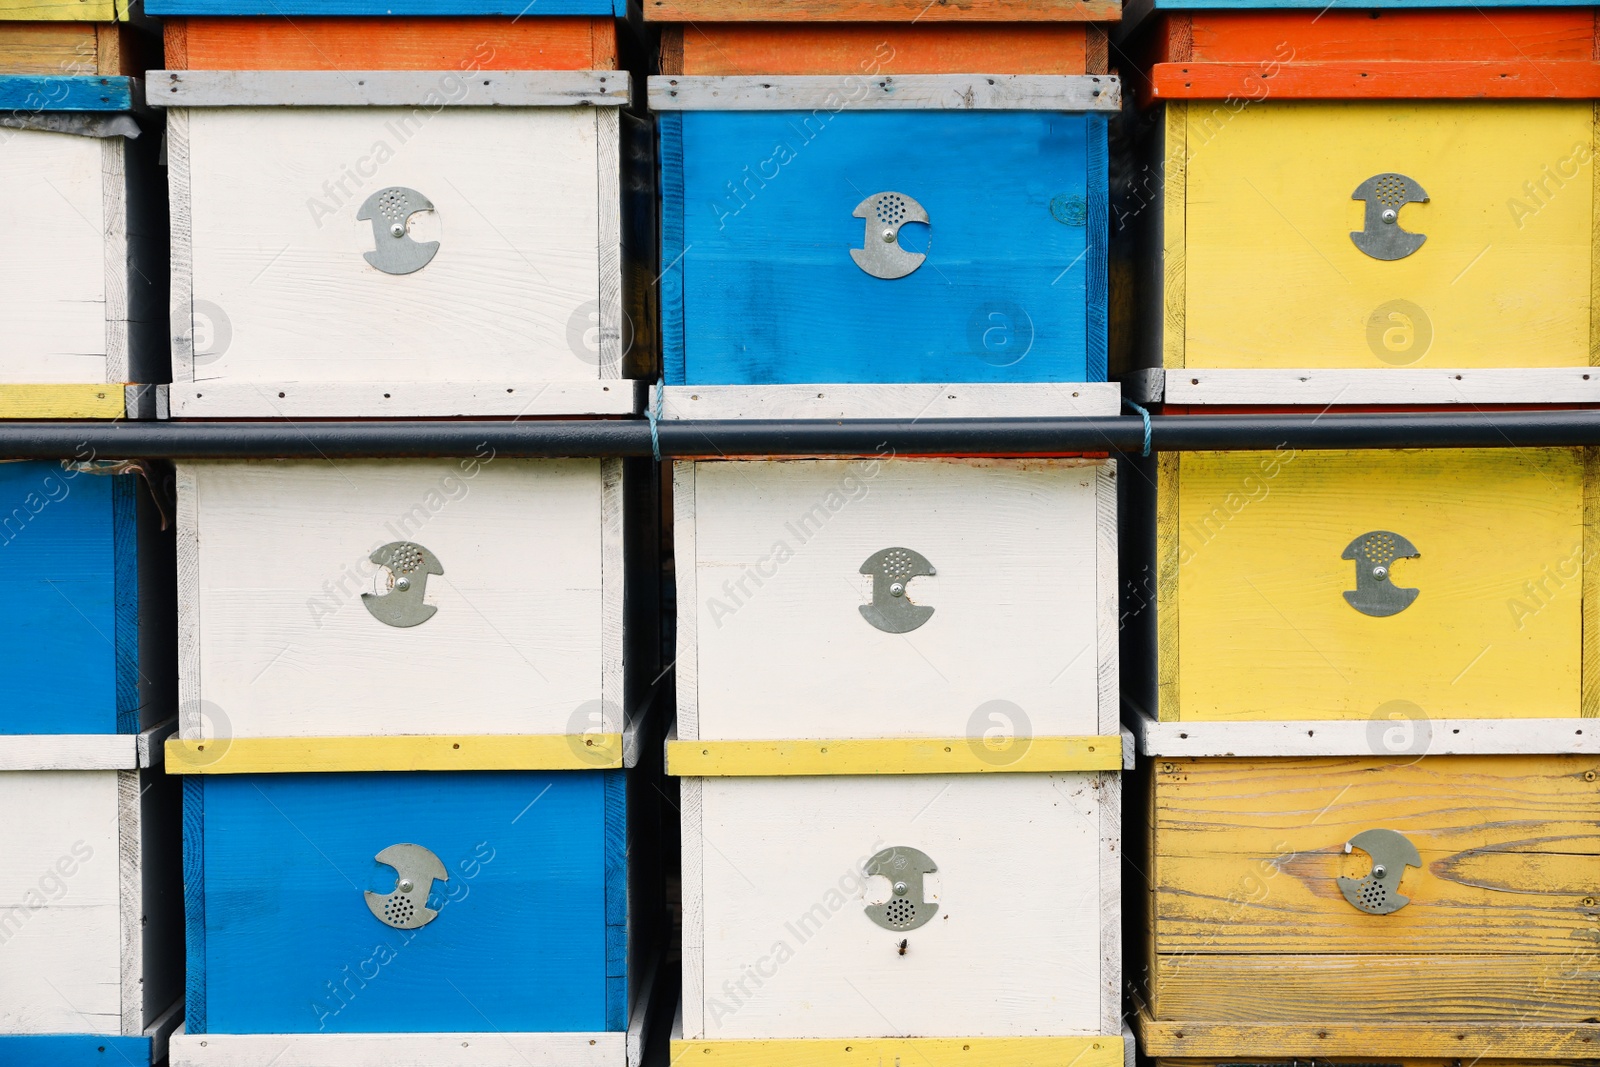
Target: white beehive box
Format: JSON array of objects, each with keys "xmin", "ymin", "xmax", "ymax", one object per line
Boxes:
[
  {"xmin": 155, "ymin": 70, "xmax": 635, "ymax": 418},
  {"xmin": 174, "ymin": 457, "xmax": 630, "ymax": 751},
  {"xmin": 674, "ymin": 457, "xmax": 1118, "ymax": 741}
]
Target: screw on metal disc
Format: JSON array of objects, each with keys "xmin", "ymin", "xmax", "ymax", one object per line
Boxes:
[
  {"xmin": 1350, "ymin": 173, "xmax": 1428, "ymax": 261},
  {"xmin": 1341, "ymin": 531, "xmax": 1419, "ymax": 617},
  {"xmin": 864, "ymin": 846, "xmax": 939, "ymax": 932},
  {"xmin": 850, "ymin": 192, "xmax": 929, "ymax": 280},
  {"xmin": 365, "ymin": 843, "xmax": 449, "ymax": 930},
  {"xmin": 356, "ymin": 186, "xmax": 440, "ymax": 275},
  {"xmin": 1336, "ymin": 828, "xmax": 1422, "ymax": 915},
  {"xmin": 859, "ymin": 547, "xmax": 936, "ymax": 633},
  {"xmin": 361, "ymin": 541, "xmax": 444, "ymax": 628}
]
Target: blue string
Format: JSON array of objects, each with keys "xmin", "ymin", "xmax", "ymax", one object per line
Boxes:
[
  {"xmin": 647, "ymin": 380, "xmax": 664, "ymax": 464},
  {"xmin": 1123, "ymin": 398, "xmax": 1153, "ymax": 458}
]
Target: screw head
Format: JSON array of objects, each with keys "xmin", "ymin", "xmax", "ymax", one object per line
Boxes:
[
  {"xmin": 398, "ymin": 879, "xmax": 414, "ymax": 893},
  {"xmin": 889, "ymin": 582, "xmax": 905, "ymax": 597},
  {"xmin": 893, "ymin": 881, "xmax": 909, "ymax": 896},
  {"xmin": 1381, "ymin": 208, "xmax": 1398, "ymax": 224},
  {"xmin": 1372, "ymin": 865, "xmax": 1387, "ymax": 880},
  {"xmin": 396, "ymin": 576, "xmax": 411, "ymax": 591},
  {"xmin": 1372, "ymin": 565, "xmax": 1388, "ymax": 581},
  {"xmin": 390, "ymin": 223, "xmax": 406, "ymax": 238},
  {"xmin": 882, "ymin": 229, "xmax": 896, "ymax": 243}
]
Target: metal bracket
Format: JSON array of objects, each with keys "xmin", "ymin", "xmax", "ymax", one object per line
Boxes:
[
  {"xmin": 1350, "ymin": 173, "xmax": 1427, "ymax": 261},
  {"xmin": 362, "ymin": 541, "xmax": 444, "ymax": 628},
  {"xmin": 864, "ymin": 846, "xmax": 939, "ymax": 932},
  {"xmin": 1342, "ymin": 531, "xmax": 1419, "ymax": 618},
  {"xmin": 859, "ymin": 547, "xmax": 935, "ymax": 634},
  {"xmin": 365, "ymin": 843, "xmax": 448, "ymax": 929},
  {"xmin": 1337, "ymin": 828, "xmax": 1422, "ymax": 915},
  {"xmin": 850, "ymin": 192, "xmax": 928, "ymax": 280},
  {"xmin": 357, "ymin": 186, "xmax": 440, "ymax": 275}
]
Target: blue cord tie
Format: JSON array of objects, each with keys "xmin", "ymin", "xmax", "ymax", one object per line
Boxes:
[
  {"xmin": 1123, "ymin": 398, "xmax": 1153, "ymax": 458},
  {"xmin": 647, "ymin": 380, "xmax": 664, "ymax": 464}
]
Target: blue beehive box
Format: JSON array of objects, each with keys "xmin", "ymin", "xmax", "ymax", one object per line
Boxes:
[
  {"xmin": 0, "ymin": 461, "xmax": 167, "ymax": 735},
  {"xmin": 657, "ymin": 76, "xmax": 1115, "ymax": 387},
  {"xmin": 176, "ymin": 770, "xmax": 638, "ymax": 1060}
]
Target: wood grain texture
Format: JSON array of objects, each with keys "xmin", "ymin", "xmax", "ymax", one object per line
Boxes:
[
  {"xmin": 0, "ymin": 385, "xmax": 126, "ymax": 416},
  {"xmin": 116, "ymin": 768, "xmax": 139, "ymax": 1034},
  {"xmin": 0, "ymin": 72, "xmax": 131, "ymax": 107},
  {"xmin": 181, "ymin": 460, "xmax": 609, "ymax": 738},
  {"xmin": 596, "ymin": 106, "xmax": 623, "ymax": 380},
  {"xmin": 688, "ymin": 459, "xmax": 1108, "ymax": 740},
  {"xmin": 1152, "ymin": 60, "xmax": 1600, "ymax": 99},
  {"xmin": 672, "ymin": 23, "xmax": 1088, "ymax": 76},
  {"xmin": 1133, "ymin": 709, "xmax": 1600, "ymax": 756},
  {"xmin": 1181, "ymin": 101, "xmax": 1594, "ymax": 370},
  {"xmin": 153, "ymin": 69, "xmax": 627, "ymax": 106},
  {"xmin": 181, "ymin": 776, "xmax": 204, "ymax": 1032},
  {"xmin": 1096, "ymin": 772, "xmax": 1121, "ymax": 1033},
  {"xmin": 1168, "ymin": 448, "xmax": 1586, "ymax": 721},
  {"xmin": 0, "ymin": 771, "xmax": 122, "ymax": 1035},
  {"xmin": 601, "ymin": 456, "xmax": 625, "ymax": 731},
  {"xmin": 1086, "ymin": 26, "xmax": 1108, "ymax": 75},
  {"xmin": 692, "ymin": 775, "xmax": 1111, "ymax": 1038},
  {"xmin": 0, "ymin": 129, "xmax": 112, "ymax": 383},
  {"xmin": 603, "ymin": 772, "xmax": 627, "ymax": 1031},
  {"xmin": 1095, "ymin": 463, "xmax": 1119, "ymax": 733},
  {"xmin": 1152, "ymin": 755, "xmax": 1600, "ymax": 956},
  {"xmin": 0, "ymin": 22, "xmax": 99, "ymax": 74},
  {"xmin": 0, "ymin": 0, "xmax": 121, "ymax": 20},
  {"xmin": 651, "ymin": 73, "xmax": 1118, "ymax": 110},
  {"xmin": 1593, "ymin": 101, "xmax": 1600, "ymax": 365},
  {"xmin": 146, "ymin": 0, "xmax": 619, "ymax": 14},
  {"xmin": 165, "ymin": 734, "xmax": 626, "ymax": 772},
  {"xmin": 679, "ymin": 776, "xmax": 705, "ymax": 1039},
  {"xmin": 178, "ymin": 107, "xmax": 607, "ymax": 389},
  {"xmin": 644, "ymin": 0, "xmax": 1119, "ymax": 21},
  {"xmin": 0, "ymin": 734, "xmax": 138, "ymax": 769},
  {"xmin": 166, "ymin": 17, "xmax": 615, "ymax": 71},
  {"xmin": 1161, "ymin": 102, "xmax": 1184, "ymax": 371},
  {"xmin": 672, "ymin": 461, "xmax": 700, "ymax": 741},
  {"xmin": 1154, "ymin": 452, "xmax": 1181, "ymax": 722},
  {"xmin": 167, "ymin": 107, "xmax": 194, "ymax": 383},
  {"xmin": 166, "ymin": 381, "xmax": 636, "ymax": 418},
  {"xmin": 672, "ymin": 1037, "xmax": 1126, "ymax": 1065},
  {"xmin": 1138, "ymin": 1014, "xmax": 1600, "ymax": 1059},
  {"xmin": 1167, "ymin": 368, "xmax": 1600, "ymax": 405},
  {"xmin": 1181, "ymin": 9, "xmax": 1595, "ymax": 62},
  {"xmin": 662, "ymin": 384, "xmax": 1120, "ymax": 420},
  {"xmin": 110, "ymin": 474, "xmax": 138, "ymax": 732},
  {"xmin": 169, "ymin": 1031, "xmax": 628, "ymax": 1066},
  {"xmin": 667, "ymin": 736, "xmax": 1124, "ymax": 775},
  {"xmin": 1585, "ymin": 445, "xmax": 1600, "ymax": 717}
]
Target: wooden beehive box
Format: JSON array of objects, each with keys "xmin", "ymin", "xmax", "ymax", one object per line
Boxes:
[
  {"xmin": 1126, "ymin": 10, "xmax": 1600, "ymax": 406},
  {"xmin": 654, "ymin": 71, "xmax": 1117, "ymax": 392},
  {"xmin": 1134, "ymin": 446, "xmax": 1600, "ymax": 725},
  {"xmin": 1133, "ymin": 751, "xmax": 1600, "ymax": 1061},
  {"xmin": 0, "ymin": 20, "xmax": 164, "ymax": 417},
  {"xmin": 0, "ymin": 732, "xmax": 182, "ymax": 1064},
  {"xmin": 169, "ymin": 768, "xmax": 654, "ymax": 1067},
  {"xmin": 151, "ymin": 15, "xmax": 639, "ymax": 418},
  {"xmin": 167, "ymin": 457, "xmax": 657, "ymax": 769}
]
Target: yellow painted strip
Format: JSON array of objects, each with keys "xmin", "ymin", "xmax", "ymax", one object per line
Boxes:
[
  {"xmin": 1135, "ymin": 1008, "xmax": 1600, "ymax": 1058},
  {"xmin": 0, "ymin": 0, "xmax": 122, "ymax": 20},
  {"xmin": 165, "ymin": 734, "xmax": 624, "ymax": 774},
  {"xmin": 0, "ymin": 384, "xmax": 125, "ymax": 419},
  {"xmin": 672, "ymin": 1036, "xmax": 1124, "ymax": 1067},
  {"xmin": 666, "ymin": 735, "xmax": 1122, "ymax": 776}
]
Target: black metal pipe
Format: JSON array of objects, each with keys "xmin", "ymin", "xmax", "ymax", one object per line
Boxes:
[{"xmin": 1, "ymin": 410, "xmax": 1599, "ymax": 460}]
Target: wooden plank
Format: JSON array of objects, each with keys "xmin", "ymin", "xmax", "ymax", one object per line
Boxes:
[
  {"xmin": 151, "ymin": 69, "xmax": 627, "ymax": 107},
  {"xmin": 645, "ymin": 0, "xmax": 1118, "ymax": 21},
  {"xmin": 1166, "ymin": 367, "xmax": 1600, "ymax": 405},
  {"xmin": 671, "ymin": 1037, "xmax": 1127, "ymax": 1066},
  {"xmin": 679, "ymin": 777, "xmax": 705, "ymax": 1039},
  {"xmin": 1133, "ymin": 708, "xmax": 1600, "ymax": 757},
  {"xmin": 1086, "ymin": 26, "xmax": 1107, "ymax": 75},
  {"xmin": 166, "ymin": 106, "xmax": 194, "ymax": 383},
  {"xmin": 0, "ymin": 23, "xmax": 99, "ymax": 74},
  {"xmin": 0, "ymin": 73, "xmax": 133, "ymax": 108},
  {"xmin": 663, "ymin": 384, "xmax": 1120, "ymax": 421},
  {"xmin": 170, "ymin": 1030, "xmax": 627, "ymax": 1065},
  {"xmin": 0, "ymin": 384, "xmax": 127, "ymax": 417},
  {"xmin": 165, "ymin": 734, "xmax": 626, "ymax": 773},
  {"xmin": 167, "ymin": 16, "xmax": 613, "ymax": 71},
  {"xmin": 1152, "ymin": 59, "xmax": 1600, "ymax": 99},
  {"xmin": 116, "ymin": 769, "xmax": 139, "ymax": 1034},
  {"xmin": 1586, "ymin": 445, "xmax": 1600, "ymax": 718},
  {"xmin": 1593, "ymin": 100, "xmax": 1600, "ymax": 366},
  {"xmin": 1096, "ymin": 772, "xmax": 1121, "ymax": 1033},
  {"xmin": 673, "ymin": 462, "xmax": 700, "ymax": 741},
  {"xmin": 1136, "ymin": 1011, "xmax": 1600, "ymax": 1059},
  {"xmin": 651, "ymin": 73, "xmax": 1118, "ymax": 110},
  {"xmin": 600, "ymin": 457, "xmax": 625, "ymax": 733},
  {"xmin": 1171, "ymin": 448, "xmax": 1585, "ymax": 721},
  {"xmin": 0, "ymin": 734, "xmax": 138, "ymax": 770},
  {"xmin": 1160, "ymin": 101, "xmax": 1184, "ymax": 371},
  {"xmin": 1152, "ymin": 755, "xmax": 1600, "ymax": 955},
  {"xmin": 1095, "ymin": 463, "xmax": 1119, "ymax": 733},
  {"xmin": 1184, "ymin": 9, "xmax": 1595, "ymax": 63},
  {"xmin": 147, "ymin": 0, "xmax": 616, "ymax": 14},
  {"xmin": 596, "ymin": 106, "xmax": 623, "ymax": 379},
  {"xmin": 1154, "ymin": 452, "xmax": 1180, "ymax": 722},
  {"xmin": 166, "ymin": 382, "xmax": 636, "ymax": 418},
  {"xmin": 667, "ymin": 735, "xmax": 1124, "ymax": 775},
  {"xmin": 0, "ymin": 0, "xmax": 121, "ymax": 20},
  {"xmin": 1153, "ymin": 953, "xmax": 1600, "ymax": 1025},
  {"xmin": 674, "ymin": 23, "xmax": 1088, "ymax": 76},
  {"xmin": 99, "ymin": 134, "xmax": 128, "ymax": 385}
]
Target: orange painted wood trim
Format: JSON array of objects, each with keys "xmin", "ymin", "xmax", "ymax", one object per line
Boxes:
[
  {"xmin": 645, "ymin": 0, "xmax": 1118, "ymax": 23},
  {"xmin": 1163, "ymin": 9, "xmax": 1594, "ymax": 64},
  {"xmin": 164, "ymin": 16, "xmax": 616, "ymax": 72},
  {"xmin": 1150, "ymin": 59, "xmax": 1600, "ymax": 100},
  {"xmin": 671, "ymin": 22, "xmax": 1088, "ymax": 75}
]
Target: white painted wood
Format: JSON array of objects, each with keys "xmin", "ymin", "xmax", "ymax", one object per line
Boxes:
[
  {"xmin": 649, "ymin": 74, "xmax": 1120, "ymax": 112},
  {"xmin": 147, "ymin": 998, "xmax": 184, "ymax": 1062},
  {"xmin": 1119, "ymin": 726, "xmax": 1135, "ymax": 771},
  {"xmin": 124, "ymin": 383, "xmax": 159, "ymax": 419},
  {"xmin": 686, "ymin": 459, "xmax": 1108, "ymax": 740},
  {"xmin": 626, "ymin": 952, "xmax": 659, "ymax": 1067},
  {"xmin": 679, "ymin": 775, "xmax": 705, "ymax": 1040},
  {"xmin": 181, "ymin": 459, "xmax": 610, "ymax": 738},
  {"xmin": 100, "ymin": 136, "xmax": 130, "ymax": 383},
  {"xmin": 116, "ymin": 769, "xmax": 140, "ymax": 1034},
  {"xmin": 595, "ymin": 106, "xmax": 623, "ymax": 381},
  {"xmin": 1094, "ymin": 463, "xmax": 1119, "ymax": 735},
  {"xmin": 168, "ymin": 1029, "xmax": 629, "ymax": 1066},
  {"xmin": 168, "ymin": 108, "xmax": 195, "ymax": 383},
  {"xmin": 150, "ymin": 70, "xmax": 630, "ymax": 108},
  {"xmin": 136, "ymin": 719, "xmax": 176, "ymax": 771},
  {"xmin": 0, "ymin": 771, "xmax": 122, "ymax": 1036},
  {"xmin": 673, "ymin": 462, "xmax": 700, "ymax": 742},
  {"xmin": 1129, "ymin": 706, "xmax": 1600, "ymax": 757},
  {"xmin": 1165, "ymin": 367, "xmax": 1600, "ymax": 406},
  {"xmin": 175, "ymin": 107, "xmax": 617, "ymax": 405},
  {"xmin": 0, "ymin": 129, "xmax": 111, "ymax": 383},
  {"xmin": 601, "ymin": 457, "xmax": 625, "ymax": 734},
  {"xmin": 167, "ymin": 380, "xmax": 637, "ymax": 418},
  {"xmin": 0, "ymin": 735, "xmax": 138, "ymax": 771},
  {"xmin": 662, "ymin": 383, "xmax": 1121, "ymax": 421},
  {"xmin": 1096, "ymin": 772, "xmax": 1121, "ymax": 1035},
  {"xmin": 175, "ymin": 464, "xmax": 202, "ymax": 738},
  {"xmin": 690, "ymin": 775, "xmax": 1109, "ymax": 1039}
]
